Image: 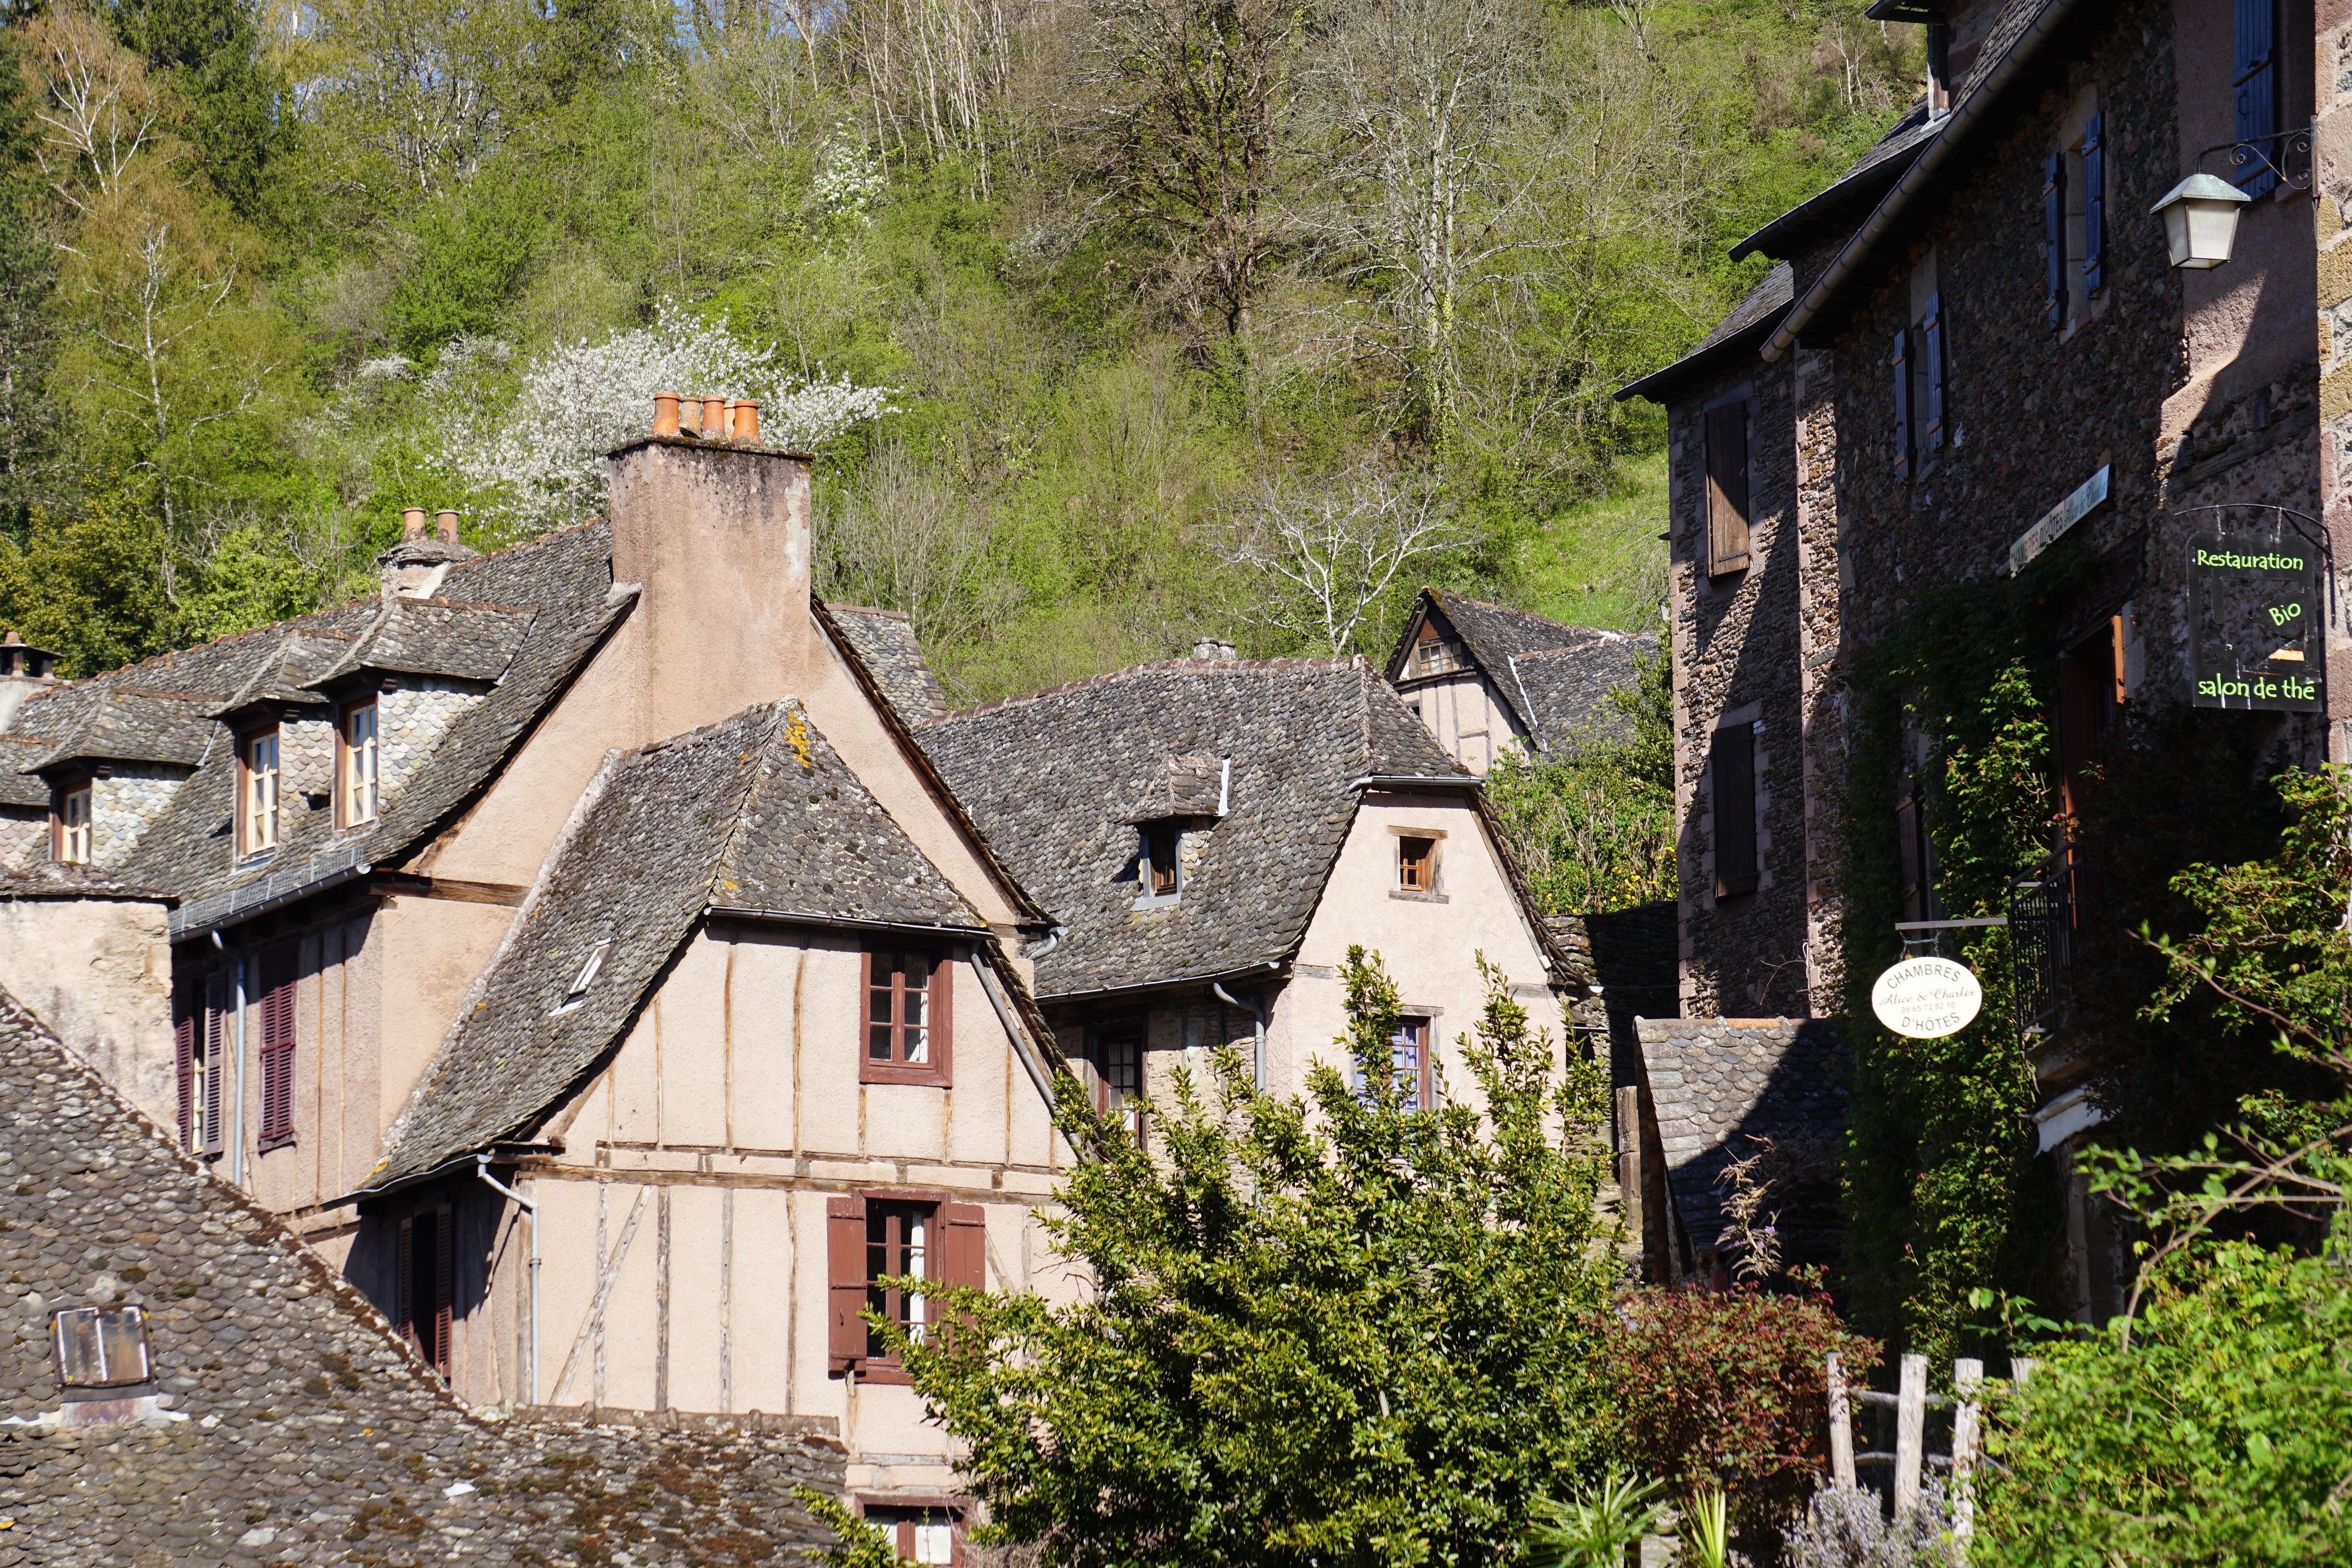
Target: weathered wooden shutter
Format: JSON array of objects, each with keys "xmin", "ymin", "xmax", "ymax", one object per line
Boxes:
[
  {"xmin": 257, "ymin": 944, "xmax": 298, "ymax": 1150},
  {"xmin": 396, "ymin": 1215, "xmax": 415, "ymax": 1348},
  {"xmin": 2043, "ymin": 152, "xmax": 2067, "ymax": 333},
  {"xmin": 2080, "ymin": 113, "xmax": 2105, "ymax": 293},
  {"xmin": 1890, "ymin": 329, "xmax": 1912, "ymax": 479},
  {"xmin": 1922, "ymin": 294, "xmax": 1946, "ymax": 452},
  {"xmin": 2236, "ymin": 0, "xmax": 2277, "ymax": 195},
  {"xmin": 172, "ymin": 980, "xmax": 198, "ymax": 1150},
  {"xmin": 1712, "ymin": 726, "xmax": 1759, "ymax": 898},
  {"xmin": 432, "ymin": 1206, "xmax": 454, "ymax": 1375},
  {"xmin": 938, "ymin": 1202, "xmax": 987, "ymax": 1343},
  {"xmin": 1703, "ymin": 402, "xmax": 1750, "ymax": 574},
  {"xmin": 929, "ymin": 952, "xmax": 954, "ymax": 1086},
  {"xmin": 827, "ymin": 1195, "xmax": 868, "ymax": 1371},
  {"xmin": 202, "ymin": 970, "xmax": 232, "ymax": 1156}
]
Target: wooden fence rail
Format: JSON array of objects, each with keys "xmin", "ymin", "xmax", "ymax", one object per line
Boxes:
[{"xmin": 1825, "ymin": 1352, "xmax": 2035, "ymax": 1555}]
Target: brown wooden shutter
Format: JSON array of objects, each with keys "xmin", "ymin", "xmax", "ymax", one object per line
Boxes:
[
  {"xmin": 827, "ymin": 1195, "xmax": 868, "ymax": 1371},
  {"xmin": 396, "ymin": 1215, "xmax": 415, "ymax": 1348},
  {"xmin": 2043, "ymin": 152, "xmax": 2067, "ymax": 332},
  {"xmin": 432, "ymin": 1206, "xmax": 454, "ymax": 1375},
  {"xmin": 938, "ymin": 1202, "xmax": 987, "ymax": 1344},
  {"xmin": 930, "ymin": 951, "xmax": 954, "ymax": 1087},
  {"xmin": 256, "ymin": 944, "xmax": 298, "ymax": 1150},
  {"xmin": 1703, "ymin": 402, "xmax": 1750, "ymax": 575},
  {"xmin": 1890, "ymin": 327, "xmax": 1912, "ymax": 479},
  {"xmin": 2081, "ymin": 113, "xmax": 2105, "ymax": 293},
  {"xmin": 1712, "ymin": 726, "xmax": 1758, "ymax": 898},
  {"xmin": 172, "ymin": 979, "xmax": 198, "ymax": 1151},
  {"xmin": 1922, "ymin": 294, "xmax": 1946, "ymax": 452},
  {"xmin": 202, "ymin": 970, "xmax": 232, "ymax": 1156}
]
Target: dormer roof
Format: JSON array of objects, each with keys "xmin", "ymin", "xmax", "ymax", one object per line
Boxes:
[
  {"xmin": 28, "ymin": 688, "xmax": 217, "ymax": 774},
  {"xmin": 303, "ymin": 598, "xmax": 536, "ymax": 689},
  {"xmin": 1386, "ymin": 589, "xmax": 1655, "ymax": 750},
  {"xmin": 203, "ymin": 630, "xmax": 352, "ymax": 720}
]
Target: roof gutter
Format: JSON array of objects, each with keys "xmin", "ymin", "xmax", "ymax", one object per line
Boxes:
[
  {"xmin": 320, "ymin": 1142, "xmax": 562, "ymax": 1211},
  {"xmin": 1348, "ymin": 774, "xmax": 1481, "ymax": 793},
  {"xmin": 1762, "ymin": 0, "xmax": 2086, "ymax": 362},
  {"xmin": 169, "ymin": 850, "xmax": 373, "ymax": 942},
  {"xmin": 704, "ymin": 905, "xmax": 991, "ymax": 938},
  {"xmin": 1040, "ymin": 958, "xmax": 1285, "ymax": 1006}
]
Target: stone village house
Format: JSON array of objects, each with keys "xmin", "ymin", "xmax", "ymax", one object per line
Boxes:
[
  {"xmin": 0, "ymin": 415, "xmax": 1592, "ymax": 1548},
  {"xmin": 1617, "ymin": 0, "xmax": 2352, "ymax": 1314}
]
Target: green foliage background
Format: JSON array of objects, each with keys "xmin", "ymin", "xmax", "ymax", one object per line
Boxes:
[{"xmin": 0, "ymin": 0, "xmax": 1918, "ymax": 693}]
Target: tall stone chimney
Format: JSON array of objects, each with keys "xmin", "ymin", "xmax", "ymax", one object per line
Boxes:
[
  {"xmin": 0, "ymin": 630, "xmax": 60, "ymax": 731},
  {"xmin": 607, "ymin": 432, "xmax": 813, "ymax": 743}
]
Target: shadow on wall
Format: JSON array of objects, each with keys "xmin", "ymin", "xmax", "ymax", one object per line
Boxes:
[{"xmin": 346, "ymin": 1179, "xmax": 500, "ymax": 1378}]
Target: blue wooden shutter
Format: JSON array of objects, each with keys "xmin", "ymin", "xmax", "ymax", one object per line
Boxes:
[
  {"xmin": 2081, "ymin": 113, "xmax": 2106, "ymax": 293},
  {"xmin": 1923, "ymin": 294, "xmax": 1946, "ymax": 452},
  {"xmin": 2043, "ymin": 152, "xmax": 2067, "ymax": 332},
  {"xmin": 2236, "ymin": 0, "xmax": 2278, "ymax": 196},
  {"xmin": 1891, "ymin": 328, "xmax": 1911, "ymax": 479}
]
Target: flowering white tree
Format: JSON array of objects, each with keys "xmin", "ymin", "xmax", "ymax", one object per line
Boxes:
[
  {"xmin": 421, "ymin": 300, "xmax": 896, "ymax": 534},
  {"xmin": 1218, "ymin": 462, "xmax": 1469, "ymax": 655}
]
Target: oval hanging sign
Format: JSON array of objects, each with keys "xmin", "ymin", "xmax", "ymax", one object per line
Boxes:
[{"xmin": 1870, "ymin": 957, "xmax": 1983, "ymax": 1039}]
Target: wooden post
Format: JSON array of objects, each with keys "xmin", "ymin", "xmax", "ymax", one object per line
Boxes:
[
  {"xmin": 1616, "ymin": 1085, "xmax": 1645, "ymax": 1268},
  {"xmin": 1825, "ymin": 1352, "xmax": 1856, "ymax": 1488},
  {"xmin": 1951, "ymin": 1357, "xmax": 1983, "ymax": 1552},
  {"xmin": 1894, "ymin": 1352, "xmax": 1926, "ymax": 1516}
]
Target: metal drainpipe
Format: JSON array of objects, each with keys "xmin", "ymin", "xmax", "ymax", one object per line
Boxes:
[
  {"xmin": 1211, "ymin": 981, "xmax": 1267, "ymax": 1093},
  {"xmin": 210, "ymin": 931, "xmax": 247, "ymax": 1188},
  {"xmin": 475, "ymin": 1154, "xmax": 539, "ymax": 1406}
]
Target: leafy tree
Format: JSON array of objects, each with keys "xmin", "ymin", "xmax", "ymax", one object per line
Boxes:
[
  {"xmin": 1486, "ymin": 646, "xmax": 1676, "ymax": 914},
  {"xmin": 883, "ymin": 948, "xmax": 1621, "ymax": 1568},
  {"xmin": 102, "ymin": 0, "xmax": 291, "ymax": 220},
  {"xmin": 0, "ymin": 489, "xmax": 182, "ymax": 673},
  {"xmin": 0, "ymin": 19, "xmax": 58, "ymax": 534}
]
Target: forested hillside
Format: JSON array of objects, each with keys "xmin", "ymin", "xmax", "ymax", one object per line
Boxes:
[{"xmin": 0, "ymin": 0, "xmax": 1917, "ymax": 699}]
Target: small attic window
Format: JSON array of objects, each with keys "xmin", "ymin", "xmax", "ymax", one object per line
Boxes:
[
  {"xmin": 52, "ymin": 1304, "xmax": 151, "ymax": 1389},
  {"xmin": 567, "ymin": 938, "xmax": 614, "ymax": 998},
  {"xmin": 1134, "ymin": 821, "xmax": 1185, "ymax": 904},
  {"xmin": 1414, "ymin": 623, "xmax": 1468, "ymax": 677},
  {"xmin": 54, "ymin": 783, "xmax": 90, "ymax": 865}
]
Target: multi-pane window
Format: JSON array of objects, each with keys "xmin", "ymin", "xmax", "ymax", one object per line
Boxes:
[
  {"xmin": 54, "ymin": 783, "xmax": 90, "ymax": 864},
  {"xmin": 863, "ymin": 948, "xmax": 950, "ymax": 1085},
  {"xmin": 864, "ymin": 1202, "xmax": 933, "ymax": 1359},
  {"xmin": 1414, "ymin": 632, "xmax": 1468, "ymax": 677},
  {"xmin": 240, "ymin": 730, "xmax": 279, "ymax": 854},
  {"xmin": 865, "ymin": 1508, "xmax": 958, "ymax": 1567},
  {"xmin": 1398, "ymin": 835, "xmax": 1437, "ymax": 892},
  {"xmin": 1390, "ymin": 1016, "xmax": 1434, "ymax": 1111},
  {"xmin": 340, "ymin": 701, "xmax": 379, "ymax": 827}
]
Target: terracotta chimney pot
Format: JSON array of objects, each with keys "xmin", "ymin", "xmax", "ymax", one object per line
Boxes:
[
  {"xmin": 400, "ymin": 507, "xmax": 427, "ymax": 541},
  {"xmin": 701, "ymin": 395, "xmax": 727, "ymax": 440},
  {"xmin": 653, "ymin": 392, "xmax": 681, "ymax": 437},
  {"xmin": 436, "ymin": 510, "xmax": 462, "ymax": 544},
  {"xmin": 734, "ymin": 399, "xmax": 761, "ymax": 446},
  {"xmin": 679, "ymin": 396, "xmax": 703, "ymax": 437}
]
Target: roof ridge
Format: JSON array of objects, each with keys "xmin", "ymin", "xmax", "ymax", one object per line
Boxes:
[
  {"xmin": 937, "ymin": 657, "xmax": 1360, "ymax": 723},
  {"xmin": 624, "ymin": 697, "xmax": 794, "ymax": 761},
  {"xmin": 704, "ymin": 706, "xmax": 797, "ymax": 900}
]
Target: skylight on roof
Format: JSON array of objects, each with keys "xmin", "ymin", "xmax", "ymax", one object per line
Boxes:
[{"xmin": 567, "ymin": 938, "xmax": 614, "ymax": 998}]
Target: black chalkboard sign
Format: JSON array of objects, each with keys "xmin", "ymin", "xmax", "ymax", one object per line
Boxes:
[{"xmin": 2187, "ymin": 531, "xmax": 2323, "ymax": 711}]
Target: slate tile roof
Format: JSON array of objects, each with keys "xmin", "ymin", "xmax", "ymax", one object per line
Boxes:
[
  {"xmin": 368, "ymin": 700, "xmax": 985, "ymax": 1192},
  {"xmin": 0, "ymin": 737, "xmax": 48, "ymax": 807},
  {"xmin": 0, "ymin": 521, "xmax": 631, "ymax": 937},
  {"xmin": 1727, "ymin": 102, "xmax": 1935, "ymax": 262},
  {"xmin": 920, "ymin": 659, "xmax": 1469, "ymax": 998},
  {"xmin": 825, "ymin": 604, "xmax": 948, "ymax": 724},
  {"xmin": 1393, "ymin": 589, "xmax": 1655, "ymax": 751},
  {"xmin": 303, "ymin": 597, "xmax": 537, "ymax": 688},
  {"xmin": 0, "ymin": 985, "xmax": 845, "ymax": 1566},
  {"xmin": 1635, "ymin": 1017, "xmax": 1846, "ymax": 1263},
  {"xmin": 0, "ymin": 863, "xmax": 172, "ymax": 901}
]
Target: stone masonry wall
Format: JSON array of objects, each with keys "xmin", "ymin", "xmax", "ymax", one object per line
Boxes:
[
  {"xmin": 1668, "ymin": 349, "xmax": 1811, "ymax": 1020},
  {"xmin": 0, "ymin": 987, "xmax": 846, "ymax": 1568}
]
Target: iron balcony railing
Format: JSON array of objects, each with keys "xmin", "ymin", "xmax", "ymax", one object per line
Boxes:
[{"xmin": 2007, "ymin": 840, "xmax": 2085, "ymax": 1048}]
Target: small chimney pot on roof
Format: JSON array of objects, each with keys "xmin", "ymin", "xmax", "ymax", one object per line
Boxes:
[
  {"xmin": 400, "ymin": 507, "xmax": 428, "ymax": 541},
  {"xmin": 653, "ymin": 392, "xmax": 681, "ymax": 437},
  {"xmin": 1192, "ymin": 637, "xmax": 1238, "ymax": 662},
  {"xmin": 734, "ymin": 399, "xmax": 761, "ymax": 446},
  {"xmin": 0, "ymin": 628, "xmax": 61, "ymax": 729},
  {"xmin": 701, "ymin": 395, "xmax": 726, "ymax": 439},
  {"xmin": 436, "ymin": 510, "xmax": 461, "ymax": 544},
  {"xmin": 679, "ymin": 396, "xmax": 703, "ymax": 437}
]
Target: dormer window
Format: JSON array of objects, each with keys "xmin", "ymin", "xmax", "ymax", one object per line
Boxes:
[
  {"xmin": 1144, "ymin": 824, "xmax": 1180, "ymax": 897},
  {"xmin": 1413, "ymin": 624, "xmax": 1468, "ymax": 677},
  {"xmin": 54, "ymin": 783, "xmax": 90, "ymax": 864},
  {"xmin": 339, "ymin": 700, "xmax": 379, "ymax": 827},
  {"xmin": 239, "ymin": 730, "xmax": 279, "ymax": 854}
]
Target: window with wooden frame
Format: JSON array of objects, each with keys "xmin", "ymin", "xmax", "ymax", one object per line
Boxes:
[
  {"xmin": 2045, "ymin": 98, "xmax": 2105, "ymax": 334},
  {"xmin": 1413, "ymin": 621, "xmax": 1468, "ymax": 677},
  {"xmin": 862, "ymin": 947, "xmax": 952, "ymax": 1086},
  {"xmin": 238, "ymin": 728, "xmax": 279, "ymax": 855},
  {"xmin": 339, "ymin": 700, "xmax": 379, "ymax": 827},
  {"xmin": 1711, "ymin": 724, "xmax": 1759, "ymax": 898},
  {"xmin": 827, "ymin": 1192, "xmax": 985, "ymax": 1378},
  {"xmin": 256, "ymin": 943, "xmax": 298, "ymax": 1153},
  {"xmin": 862, "ymin": 1506, "xmax": 961, "ymax": 1567},
  {"xmin": 396, "ymin": 1204, "xmax": 453, "ymax": 1376},
  {"xmin": 1389, "ymin": 1016, "xmax": 1434, "ymax": 1111},
  {"xmin": 53, "ymin": 783, "xmax": 90, "ymax": 865},
  {"xmin": 1086, "ymin": 1024, "xmax": 1147, "ymax": 1142},
  {"xmin": 1139, "ymin": 822, "xmax": 1182, "ymax": 900},
  {"xmin": 1703, "ymin": 399, "xmax": 1750, "ymax": 574},
  {"xmin": 1396, "ymin": 834, "xmax": 1438, "ymax": 892},
  {"xmin": 172, "ymin": 972, "xmax": 232, "ymax": 1156}
]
